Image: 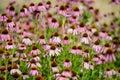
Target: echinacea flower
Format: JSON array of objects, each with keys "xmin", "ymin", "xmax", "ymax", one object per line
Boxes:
[
  {"xmin": 48, "ymin": 45, "xmax": 60, "ymax": 56},
  {"xmin": 6, "ymin": 19, "xmax": 15, "ymax": 30},
  {"xmin": 53, "ymin": 72, "xmax": 60, "ymax": 78},
  {"xmin": 56, "ymin": 44, "xmax": 63, "ymax": 53},
  {"xmin": 106, "ymin": 33, "xmax": 112, "ymax": 40},
  {"xmin": 71, "ymin": 71, "xmax": 79, "ymax": 80},
  {"xmin": 33, "ymin": 10, "xmax": 40, "ymax": 19},
  {"xmin": 9, "ymin": 6, "xmax": 15, "ymax": 16},
  {"xmin": 0, "ymin": 66, "xmax": 6, "ymax": 73},
  {"xmin": 94, "ymin": 18, "xmax": 99, "ymax": 26},
  {"xmin": 70, "ymin": 46, "xmax": 77, "ymax": 54},
  {"xmin": 104, "ymin": 67, "xmax": 116, "ymax": 77},
  {"xmin": 51, "ymin": 61, "xmax": 59, "ymax": 72},
  {"xmin": 46, "ymin": 1, "xmax": 51, "ymax": 9},
  {"xmin": 1, "ymin": 29, "xmax": 11, "ymax": 41},
  {"xmin": 83, "ymin": 58, "xmax": 90, "ymax": 69},
  {"xmin": 90, "ymin": 24, "xmax": 97, "ymax": 33},
  {"xmin": 62, "ymin": 36, "xmax": 70, "ymax": 44},
  {"xmin": 20, "ymin": 8, "xmax": 26, "ymax": 17},
  {"xmin": 110, "ymin": 0, "xmax": 120, "ymax": 5},
  {"xmin": 0, "ymin": 13, "xmax": 8, "ymax": 22},
  {"xmin": 92, "ymin": 54, "xmax": 102, "ymax": 65},
  {"xmin": 22, "ymin": 36, "xmax": 33, "ymax": 45},
  {"xmin": 37, "ymin": 2, "xmax": 46, "ymax": 12},
  {"xmin": 36, "ymin": 74, "xmax": 45, "ymax": 80},
  {"xmin": 112, "ymin": 37, "xmax": 119, "ymax": 49},
  {"xmin": 56, "ymin": 75, "xmax": 69, "ymax": 80},
  {"xmin": 103, "ymin": 43, "xmax": 111, "ymax": 53},
  {"xmin": 20, "ymin": 56, "xmax": 28, "ymax": 62},
  {"xmin": 2, "ymin": 51, "xmax": 12, "ymax": 60},
  {"xmin": 67, "ymin": 25, "xmax": 78, "ymax": 35},
  {"xmin": 5, "ymin": 41, "xmax": 15, "ymax": 49},
  {"xmin": 27, "ymin": 58, "xmax": 41, "ymax": 68},
  {"xmin": 61, "ymin": 67, "xmax": 72, "ymax": 78},
  {"xmin": 64, "ymin": 58, "xmax": 72, "ymax": 67},
  {"xmin": 80, "ymin": 32, "xmax": 91, "ymax": 45},
  {"xmin": 49, "ymin": 18, "xmax": 59, "ymax": 29},
  {"xmin": 58, "ymin": 5, "xmax": 67, "ymax": 16},
  {"xmin": 42, "ymin": 44, "xmax": 51, "ymax": 51},
  {"xmin": 47, "ymin": 13, "xmax": 52, "ymax": 22},
  {"xmin": 30, "ymin": 65, "xmax": 39, "ymax": 76},
  {"xmin": 83, "ymin": 58, "xmax": 94, "ymax": 70},
  {"xmin": 32, "ymin": 54, "xmax": 40, "ymax": 62},
  {"xmin": 89, "ymin": 6, "xmax": 94, "ymax": 14},
  {"xmin": 93, "ymin": 40, "xmax": 102, "ymax": 54},
  {"xmin": 10, "ymin": 64, "xmax": 22, "ymax": 78},
  {"xmin": 52, "ymin": 32, "xmax": 61, "ymax": 44},
  {"xmin": 19, "ymin": 43, "xmax": 26, "ymax": 50},
  {"xmin": 22, "ymin": 72, "xmax": 29, "ymax": 80},
  {"xmin": 22, "ymin": 5, "xmax": 30, "ymax": 16},
  {"xmin": 92, "ymin": 31, "xmax": 99, "ymax": 41},
  {"xmin": 72, "ymin": 7, "xmax": 81, "ymax": 17},
  {"xmin": 104, "ymin": 48, "xmax": 116, "ymax": 62},
  {"xmin": 29, "ymin": 3, "xmax": 36, "ymax": 12},
  {"xmin": 77, "ymin": 22, "xmax": 86, "ymax": 33},
  {"xmin": 69, "ymin": 16, "xmax": 79, "ymax": 24},
  {"xmin": 83, "ymin": 48, "xmax": 90, "ymax": 58},
  {"xmin": 99, "ymin": 28, "xmax": 107, "ymax": 39},
  {"xmin": 30, "ymin": 45, "xmax": 41, "ymax": 56},
  {"xmin": 38, "ymin": 35, "xmax": 46, "ymax": 44},
  {"xmin": 76, "ymin": 46, "xmax": 82, "ymax": 55}
]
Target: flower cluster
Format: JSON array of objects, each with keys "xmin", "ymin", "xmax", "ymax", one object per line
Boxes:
[{"xmin": 0, "ymin": 0, "xmax": 120, "ymax": 80}]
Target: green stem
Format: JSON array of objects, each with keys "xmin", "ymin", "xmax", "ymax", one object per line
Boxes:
[{"xmin": 62, "ymin": 17, "xmax": 66, "ymax": 38}]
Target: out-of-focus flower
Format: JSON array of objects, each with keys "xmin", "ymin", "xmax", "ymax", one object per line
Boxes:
[
  {"xmin": 30, "ymin": 46, "xmax": 41, "ymax": 56},
  {"xmin": 70, "ymin": 46, "xmax": 77, "ymax": 54},
  {"xmin": 6, "ymin": 19, "xmax": 15, "ymax": 30},
  {"xmin": 0, "ymin": 13, "xmax": 8, "ymax": 22},
  {"xmin": 10, "ymin": 64, "xmax": 21, "ymax": 79},
  {"xmin": 1, "ymin": 29, "xmax": 11, "ymax": 41},
  {"xmin": 29, "ymin": 3, "xmax": 36, "ymax": 12},
  {"xmin": 9, "ymin": 6, "xmax": 15, "ymax": 16},
  {"xmin": 22, "ymin": 72, "xmax": 29, "ymax": 80},
  {"xmin": 67, "ymin": 25, "xmax": 78, "ymax": 35},
  {"xmin": 72, "ymin": 7, "xmax": 81, "ymax": 17},
  {"xmin": 61, "ymin": 67, "xmax": 72, "ymax": 78},
  {"xmin": 58, "ymin": 5, "xmax": 67, "ymax": 16},
  {"xmin": 104, "ymin": 48, "xmax": 116, "ymax": 62},
  {"xmin": 5, "ymin": 41, "xmax": 15, "ymax": 49},
  {"xmin": 49, "ymin": 18, "xmax": 59, "ymax": 29},
  {"xmin": 77, "ymin": 22, "xmax": 86, "ymax": 33},
  {"xmin": 48, "ymin": 45, "xmax": 60, "ymax": 56},
  {"xmin": 62, "ymin": 36, "xmax": 70, "ymax": 44},
  {"xmin": 93, "ymin": 40, "xmax": 102, "ymax": 54},
  {"xmin": 80, "ymin": 33, "xmax": 91, "ymax": 45},
  {"xmin": 76, "ymin": 46, "xmax": 82, "ymax": 55},
  {"xmin": 22, "ymin": 36, "xmax": 33, "ymax": 45},
  {"xmin": 30, "ymin": 65, "xmax": 39, "ymax": 76},
  {"xmin": 27, "ymin": 58, "xmax": 41, "ymax": 68},
  {"xmin": 38, "ymin": 35, "xmax": 46, "ymax": 44},
  {"xmin": 56, "ymin": 75, "xmax": 69, "ymax": 80},
  {"xmin": 51, "ymin": 61, "xmax": 59, "ymax": 72},
  {"xmin": 35, "ymin": 74, "xmax": 45, "ymax": 80},
  {"xmin": 64, "ymin": 58, "xmax": 72, "ymax": 67},
  {"xmin": 104, "ymin": 67, "xmax": 116, "ymax": 77},
  {"xmin": 37, "ymin": 2, "xmax": 46, "ymax": 12}
]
